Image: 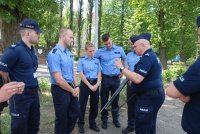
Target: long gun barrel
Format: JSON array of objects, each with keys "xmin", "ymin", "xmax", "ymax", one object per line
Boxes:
[{"xmin": 100, "ymin": 78, "xmax": 129, "ymax": 113}]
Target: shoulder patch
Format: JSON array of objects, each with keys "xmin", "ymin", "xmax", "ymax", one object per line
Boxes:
[
  {"xmin": 9, "ymin": 43, "xmax": 20, "ymax": 49},
  {"xmin": 145, "ymin": 53, "xmax": 150, "ymax": 56},
  {"xmin": 52, "ymin": 48, "xmax": 57, "ymax": 54}
]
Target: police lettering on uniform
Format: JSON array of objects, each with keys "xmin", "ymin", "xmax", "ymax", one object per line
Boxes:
[
  {"xmin": 0, "ymin": 18, "xmax": 43, "ymax": 134},
  {"xmin": 166, "ymin": 16, "xmax": 200, "ymax": 134},
  {"xmin": 47, "ymin": 28, "xmax": 79, "ymax": 134},
  {"xmin": 122, "ymin": 47, "xmax": 140, "ymax": 134},
  {"xmin": 94, "ymin": 33, "xmax": 126, "ymax": 129},
  {"xmin": 77, "ymin": 42, "xmax": 102, "ymax": 133},
  {"xmin": 115, "ymin": 33, "xmax": 165, "ymax": 134}
]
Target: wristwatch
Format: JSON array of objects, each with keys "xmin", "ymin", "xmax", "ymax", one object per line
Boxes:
[{"xmin": 120, "ymin": 66, "xmax": 125, "ymax": 72}]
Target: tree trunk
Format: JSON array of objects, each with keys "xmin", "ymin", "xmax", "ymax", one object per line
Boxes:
[
  {"xmin": 98, "ymin": 0, "xmax": 102, "ymax": 47},
  {"xmin": 1, "ymin": 19, "xmax": 21, "ymax": 50},
  {"xmin": 59, "ymin": 0, "xmax": 63, "ymax": 30},
  {"xmin": 69, "ymin": 0, "xmax": 74, "ymax": 29},
  {"xmin": 87, "ymin": 0, "xmax": 93, "ymax": 41},
  {"xmin": 180, "ymin": 26, "xmax": 187, "ymax": 62},
  {"xmin": 77, "ymin": 0, "xmax": 83, "ymax": 57},
  {"xmin": 120, "ymin": 0, "xmax": 125, "ymax": 45},
  {"xmin": 158, "ymin": 6, "xmax": 167, "ymax": 70}
]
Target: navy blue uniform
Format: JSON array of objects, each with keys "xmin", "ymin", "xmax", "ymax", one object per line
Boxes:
[
  {"xmin": 94, "ymin": 44, "xmax": 126, "ymax": 123},
  {"xmin": 77, "ymin": 56, "xmax": 101, "ymax": 128},
  {"xmin": 0, "ymin": 41, "xmax": 40, "ymax": 134},
  {"xmin": 132, "ymin": 48, "xmax": 165, "ymax": 134},
  {"xmin": 173, "ymin": 58, "xmax": 200, "ymax": 134},
  {"xmin": 125, "ymin": 52, "xmax": 140, "ymax": 130},
  {"xmin": 47, "ymin": 44, "xmax": 79, "ymax": 134}
]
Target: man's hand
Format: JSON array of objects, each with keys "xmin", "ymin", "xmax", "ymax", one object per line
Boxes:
[
  {"xmin": 0, "ymin": 82, "xmax": 25, "ymax": 102},
  {"xmin": 179, "ymin": 96, "xmax": 190, "ymax": 103},
  {"xmin": 72, "ymin": 87, "xmax": 79, "ymax": 97},
  {"xmin": 115, "ymin": 58, "xmax": 123, "ymax": 69}
]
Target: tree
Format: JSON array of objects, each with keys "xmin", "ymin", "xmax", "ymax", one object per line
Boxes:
[
  {"xmin": 77, "ymin": 0, "xmax": 83, "ymax": 57},
  {"xmin": 87, "ymin": 0, "xmax": 94, "ymax": 41},
  {"xmin": 98, "ymin": 0, "xmax": 102, "ymax": 47},
  {"xmin": 0, "ymin": 0, "xmax": 60, "ymax": 50},
  {"xmin": 69, "ymin": 0, "xmax": 74, "ymax": 29}
]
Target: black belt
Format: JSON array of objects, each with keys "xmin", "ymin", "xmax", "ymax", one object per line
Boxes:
[
  {"xmin": 86, "ymin": 78, "xmax": 97, "ymax": 83},
  {"xmin": 102, "ymin": 74, "xmax": 119, "ymax": 79},
  {"xmin": 25, "ymin": 86, "xmax": 38, "ymax": 89},
  {"xmin": 137, "ymin": 88, "xmax": 164, "ymax": 96},
  {"xmin": 52, "ymin": 83, "xmax": 74, "ymax": 88}
]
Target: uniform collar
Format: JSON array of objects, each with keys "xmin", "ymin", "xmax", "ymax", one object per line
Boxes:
[
  {"xmin": 104, "ymin": 44, "xmax": 116, "ymax": 50},
  {"xmin": 57, "ymin": 44, "xmax": 69, "ymax": 53},
  {"xmin": 20, "ymin": 40, "xmax": 34, "ymax": 50},
  {"xmin": 143, "ymin": 48, "xmax": 152, "ymax": 55},
  {"xmin": 85, "ymin": 55, "xmax": 94, "ymax": 59}
]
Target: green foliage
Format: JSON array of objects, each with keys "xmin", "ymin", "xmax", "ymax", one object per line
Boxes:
[
  {"xmin": 162, "ymin": 69, "xmax": 173, "ymax": 82},
  {"xmin": 186, "ymin": 57, "xmax": 196, "ymax": 66},
  {"xmin": 38, "ymin": 78, "xmax": 51, "ymax": 93},
  {"xmin": 162, "ymin": 62, "xmax": 187, "ymax": 83},
  {"xmin": 0, "ymin": 107, "xmax": 11, "ymax": 133}
]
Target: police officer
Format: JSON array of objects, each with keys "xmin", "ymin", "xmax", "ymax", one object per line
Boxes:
[
  {"xmin": 47, "ymin": 28, "xmax": 80, "ymax": 134},
  {"xmin": 115, "ymin": 33, "xmax": 165, "ymax": 134},
  {"xmin": 0, "ymin": 18, "xmax": 43, "ymax": 134},
  {"xmin": 122, "ymin": 45, "xmax": 140, "ymax": 134},
  {"xmin": 166, "ymin": 16, "xmax": 200, "ymax": 134},
  {"xmin": 77, "ymin": 42, "xmax": 102, "ymax": 133},
  {"xmin": 95, "ymin": 33, "xmax": 126, "ymax": 129}
]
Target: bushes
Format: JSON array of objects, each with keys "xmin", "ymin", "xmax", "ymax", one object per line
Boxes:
[
  {"xmin": 162, "ymin": 62, "xmax": 187, "ymax": 83},
  {"xmin": 38, "ymin": 77, "xmax": 51, "ymax": 93}
]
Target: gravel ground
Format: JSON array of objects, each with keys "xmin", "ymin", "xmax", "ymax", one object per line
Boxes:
[
  {"xmin": 70, "ymin": 96, "xmax": 186, "ymax": 134},
  {"xmin": 38, "ymin": 86, "xmax": 186, "ymax": 134}
]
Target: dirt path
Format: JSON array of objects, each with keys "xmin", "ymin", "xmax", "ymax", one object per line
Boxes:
[{"xmin": 39, "ymin": 93, "xmax": 186, "ymax": 134}]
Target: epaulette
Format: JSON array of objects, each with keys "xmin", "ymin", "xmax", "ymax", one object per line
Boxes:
[
  {"xmin": 9, "ymin": 43, "xmax": 20, "ymax": 49},
  {"xmin": 52, "ymin": 48, "xmax": 57, "ymax": 54}
]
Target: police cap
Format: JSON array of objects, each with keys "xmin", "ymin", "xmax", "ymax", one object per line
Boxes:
[
  {"xmin": 19, "ymin": 18, "xmax": 43, "ymax": 33},
  {"xmin": 130, "ymin": 33, "xmax": 151, "ymax": 45}
]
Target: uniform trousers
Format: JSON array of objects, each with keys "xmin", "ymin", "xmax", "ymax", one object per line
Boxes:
[
  {"xmin": 78, "ymin": 79, "xmax": 99, "ymax": 127},
  {"xmin": 100, "ymin": 75, "xmax": 120, "ymax": 123},
  {"xmin": 9, "ymin": 87, "xmax": 40, "ymax": 134},
  {"xmin": 51, "ymin": 84, "xmax": 79, "ymax": 134},
  {"xmin": 135, "ymin": 88, "xmax": 165, "ymax": 134}
]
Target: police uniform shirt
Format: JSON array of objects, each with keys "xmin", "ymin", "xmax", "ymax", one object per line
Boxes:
[
  {"xmin": 47, "ymin": 44, "xmax": 74, "ymax": 84},
  {"xmin": 77, "ymin": 56, "xmax": 102, "ymax": 80},
  {"xmin": 94, "ymin": 44, "xmax": 126, "ymax": 76},
  {"xmin": 125, "ymin": 51, "xmax": 140, "ymax": 71},
  {"xmin": 173, "ymin": 58, "xmax": 200, "ymax": 133},
  {"xmin": 0, "ymin": 41, "xmax": 38, "ymax": 88},
  {"xmin": 132, "ymin": 48, "xmax": 163, "ymax": 91}
]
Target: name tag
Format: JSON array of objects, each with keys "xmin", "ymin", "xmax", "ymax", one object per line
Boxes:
[{"xmin": 33, "ymin": 72, "xmax": 38, "ymax": 78}]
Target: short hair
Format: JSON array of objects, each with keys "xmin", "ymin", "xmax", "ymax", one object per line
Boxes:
[
  {"xmin": 102, "ymin": 33, "xmax": 110, "ymax": 42},
  {"xmin": 59, "ymin": 28, "xmax": 71, "ymax": 38},
  {"xmin": 85, "ymin": 41, "xmax": 94, "ymax": 50}
]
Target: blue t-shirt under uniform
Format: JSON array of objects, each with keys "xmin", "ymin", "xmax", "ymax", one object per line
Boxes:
[{"xmin": 174, "ymin": 58, "xmax": 200, "ymax": 134}]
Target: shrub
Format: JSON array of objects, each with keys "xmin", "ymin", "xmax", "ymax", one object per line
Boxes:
[{"xmin": 38, "ymin": 77, "xmax": 51, "ymax": 93}]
